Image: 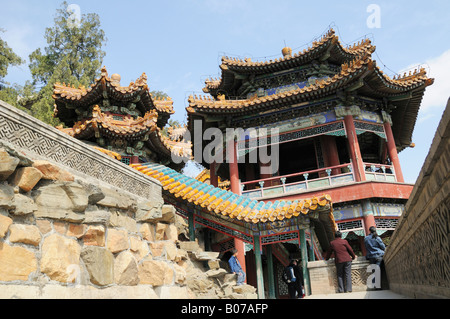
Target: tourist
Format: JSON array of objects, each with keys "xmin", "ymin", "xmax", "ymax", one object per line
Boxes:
[
  {"xmin": 364, "ymin": 226, "xmax": 386, "ymax": 266},
  {"xmin": 293, "ymin": 259, "xmax": 305, "ymax": 299},
  {"xmin": 284, "ymin": 259, "xmax": 303, "ymax": 299},
  {"xmin": 228, "ymin": 248, "xmax": 246, "ymax": 286},
  {"xmin": 324, "ymin": 231, "xmax": 356, "ymax": 293}
]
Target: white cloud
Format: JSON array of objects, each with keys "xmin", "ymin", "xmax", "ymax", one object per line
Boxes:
[
  {"xmin": 400, "ymin": 49, "xmax": 450, "ymax": 117},
  {"xmin": 420, "ymin": 49, "xmax": 450, "ymax": 113}
]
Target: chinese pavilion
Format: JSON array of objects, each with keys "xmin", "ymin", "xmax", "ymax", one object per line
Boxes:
[
  {"xmin": 53, "ymin": 67, "xmax": 337, "ymax": 298},
  {"xmin": 53, "ymin": 66, "xmax": 191, "ymax": 168},
  {"xmin": 186, "ymin": 28, "xmax": 434, "ymax": 296}
]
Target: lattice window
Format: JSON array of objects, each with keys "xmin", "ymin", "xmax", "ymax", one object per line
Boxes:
[
  {"xmin": 120, "ymin": 157, "xmax": 130, "ymax": 165},
  {"xmin": 354, "ymin": 121, "xmax": 384, "ymax": 133},
  {"xmin": 238, "ymin": 122, "xmax": 345, "ymax": 151},
  {"xmin": 375, "ymin": 218, "xmax": 399, "ymax": 230},
  {"xmin": 217, "ymin": 238, "xmax": 235, "ymax": 252},
  {"xmin": 261, "ymin": 231, "xmax": 299, "ymax": 245},
  {"xmin": 354, "ymin": 121, "xmax": 386, "ymax": 139},
  {"xmin": 337, "ymin": 219, "xmax": 364, "ymax": 231},
  {"xmin": 277, "ymin": 262, "xmax": 289, "ymax": 297}
]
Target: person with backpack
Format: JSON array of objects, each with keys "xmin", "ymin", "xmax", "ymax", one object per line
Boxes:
[{"xmin": 283, "ymin": 259, "xmax": 303, "ymax": 299}]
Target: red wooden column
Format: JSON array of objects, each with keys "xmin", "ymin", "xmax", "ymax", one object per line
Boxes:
[
  {"xmin": 321, "ymin": 135, "xmax": 341, "ymax": 175},
  {"xmin": 130, "ymin": 156, "xmax": 140, "ymax": 164},
  {"xmin": 383, "ymin": 121, "xmax": 405, "ymax": 183},
  {"xmin": 209, "ymin": 161, "xmax": 218, "ymax": 188},
  {"xmin": 344, "ymin": 115, "xmax": 366, "ymax": 182},
  {"xmin": 228, "ymin": 138, "xmax": 240, "ymax": 194},
  {"xmin": 227, "ymin": 138, "xmax": 246, "ymax": 280},
  {"xmin": 362, "ymin": 199, "xmax": 377, "ymax": 236}
]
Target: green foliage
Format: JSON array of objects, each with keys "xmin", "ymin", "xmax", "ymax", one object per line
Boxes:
[
  {"xmin": 28, "ymin": 1, "xmax": 107, "ymax": 125},
  {"xmin": 0, "ymin": 81, "xmax": 36, "ymax": 113},
  {"xmin": 150, "ymin": 90, "xmax": 169, "ymax": 99},
  {"xmin": 0, "ymin": 29, "xmax": 25, "ymax": 85}
]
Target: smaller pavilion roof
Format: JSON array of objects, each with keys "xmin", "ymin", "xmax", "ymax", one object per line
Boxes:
[
  {"xmin": 53, "ymin": 66, "xmax": 174, "ymax": 128},
  {"xmin": 56, "ymin": 105, "xmax": 158, "ymax": 140},
  {"xmin": 131, "ymin": 162, "xmax": 336, "ymax": 228}
]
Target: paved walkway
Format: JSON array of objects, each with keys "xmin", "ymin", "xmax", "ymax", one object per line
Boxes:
[{"xmin": 304, "ymin": 290, "xmax": 410, "ymax": 299}]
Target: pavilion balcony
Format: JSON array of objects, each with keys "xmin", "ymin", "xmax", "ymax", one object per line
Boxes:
[
  {"xmin": 363, "ymin": 162, "xmax": 397, "ymax": 182},
  {"xmin": 241, "ymin": 162, "xmax": 398, "ymax": 200}
]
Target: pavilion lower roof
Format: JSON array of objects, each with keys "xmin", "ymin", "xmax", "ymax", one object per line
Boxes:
[
  {"xmin": 56, "ymin": 105, "xmax": 158, "ymax": 140},
  {"xmin": 131, "ymin": 163, "xmax": 337, "ymax": 229}
]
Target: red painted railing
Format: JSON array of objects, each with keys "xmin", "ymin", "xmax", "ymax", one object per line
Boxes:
[
  {"xmin": 363, "ymin": 162, "xmax": 396, "ymax": 182},
  {"xmin": 241, "ymin": 163, "xmax": 356, "ymax": 198},
  {"xmin": 241, "ymin": 162, "xmax": 399, "ymax": 199}
]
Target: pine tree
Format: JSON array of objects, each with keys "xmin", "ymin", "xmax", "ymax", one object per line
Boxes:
[
  {"xmin": 0, "ymin": 29, "xmax": 25, "ymax": 87},
  {"xmin": 28, "ymin": 1, "xmax": 107, "ymax": 125}
]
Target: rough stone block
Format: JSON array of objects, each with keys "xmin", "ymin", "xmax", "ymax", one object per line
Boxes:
[
  {"xmin": 10, "ymin": 167, "xmax": 43, "ymax": 192},
  {"xmin": 129, "ymin": 236, "xmax": 150, "ymax": 261},
  {"xmin": 0, "ymin": 242, "xmax": 37, "ymax": 281},
  {"xmin": 114, "ymin": 251, "xmax": 139, "ymax": 286},
  {"xmin": 67, "ymin": 224, "xmax": 88, "ymax": 239},
  {"xmin": 154, "ymin": 286, "xmax": 190, "ymax": 299},
  {"xmin": 40, "ymin": 233, "xmax": 81, "ymax": 283},
  {"xmin": 107, "ymin": 228, "xmax": 129, "ymax": 254},
  {"xmin": 33, "ymin": 182, "xmax": 89, "ymax": 222},
  {"xmin": 0, "ymin": 149, "xmax": 20, "ymax": 181},
  {"xmin": 0, "ymin": 184, "xmax": 15, "ymax": 209},
  {"xmin": 97, "ymin": 186, "xmax": 136, "ymax": 210},
  {"xmin": 11, "ymin": 193, "xmax": 38, "ymax": 215},
  {"xmin": 83, "ymin": 225, "xmax": 106, "ymax": 246},
  {"xmin": 9, "ymin": 224, "xmax": 41, "ymax": 246},
  {"xmin": 178, "ymin": 241, "xmax": 200, "ymax": 253},
  {"xmin": 139, "ymin": 223, "xmax": 155, "ymax": 242},
  {"xmin": 138, "ymin": 259, "xmax": 174, "ymax": 286},
  {"xmin": 32, "ymin": 160, "xmax": 74, "ymax": 182},
  {"xmin": 109, "ymin": 211, "xmax": 137, "ymax": 233},
  {"xmin": 0, "ymin": 214, "xmax": 13, "ymax": 238},
  {"xmin": 81, "ymin": 246, "xmax": 114, "ymax": 286},
  {"xmin": 135, "ymin": 199, "xmax": 162, "ymax": 222}
]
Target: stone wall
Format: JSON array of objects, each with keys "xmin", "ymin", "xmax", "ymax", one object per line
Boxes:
[
  {"xmin": 0, "ymin": 97, "xmax": 259, "ymax": 299},
  {"xmin": 0, "ymin": 141, "xmax": 257, "ymax": 299},
  {"xmin": 0, "ymin": 100, "xmax": 159, "ymax": 199},
  {"xmin": 308, "ymin": 257, "xmax": 371, "ymax": 294},
  {"xmin": 383, "ymin": 99, "xmax": 450, "ymax": 299}
]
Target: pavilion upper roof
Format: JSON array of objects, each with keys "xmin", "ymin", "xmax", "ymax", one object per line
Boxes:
[
  {"xmin": 190, "ymin": 55, "xmax": 431, "ymax": 114},
  {"xmin": 203, "ymin": 28, "xmax": 376, "ymax": 95},
  {"xmin": 187, "ymin": 51, "xmax": 434, "ymax": 152},
  {"xmin": 53, "ymin": 66, "xmax": 174, "ymax": 128}
]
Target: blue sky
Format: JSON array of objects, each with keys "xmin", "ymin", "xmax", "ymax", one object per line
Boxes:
[{"xmin": 1, "ymin": 0, "xmax": 449, "ymax": 183}]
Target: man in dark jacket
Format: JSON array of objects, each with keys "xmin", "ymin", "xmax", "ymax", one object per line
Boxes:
[{"xmin": 324, "ymin": 231, "xmax": 356, "ymax": 293}]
